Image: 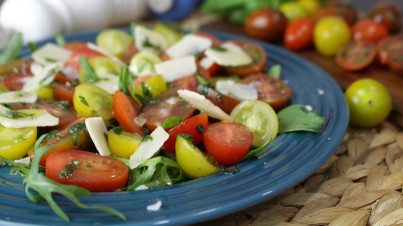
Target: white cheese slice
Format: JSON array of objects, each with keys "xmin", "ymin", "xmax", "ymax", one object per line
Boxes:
[
  {"xmin": 165, "ymin": 34, "xmax": 212, "ymax": 59},
  {"xmin": 215, "ymin": 80, "xmax": 258, "ymax": 101},
  {"xmin": 23, "ymin": 62, "xmax": 62, "ymax": 92},
  {"xmin": 129, "ymin": 126, "xmax": 169, "ymax": 169},
  {"xmin": 85, "ymin": 117, "xmax": 111, "ymax": 156},
  {"xmin": 135, "ymin": 26, "xmax": 167, "ymax": 52},
  {"xmin": 205, "ymin": 42, "xmax": 252, "ymax": 67},
  {"xmin": 200, "ymin": 56, "xmax": 216, "ymax": 70},
  {"xmin": 0, "ymin": 105, "xmax": 59, "ymax": 128},
  {"xmin": 93, "ymin": 74, "xmax": 119, "ymax": 95},
  {"xmin": 87, "ymin": 42, "xmax": 126, "ymax": 67},
  {"xmin": 155, "ymin": 56, "xmax": 196, "ymax": 82},
  {"xmin": 177, "ymin": 89, "xmax": 233, "ymax": 122},
  {"xmin": 14, "ymin": 156, "xmax": 31, "ymax": 165},
  {"xmin": 0, "ymin": 91, "xmax": 38, "ymax": 104},
  {"xmin": 32, "ymin": 43, "xmax": 72, "ymax": 65}
]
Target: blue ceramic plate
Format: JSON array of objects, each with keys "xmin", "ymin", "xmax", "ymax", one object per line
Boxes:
[{"xmin": 0, "ymin": 30, "xmax": 348, "ymax": 225}]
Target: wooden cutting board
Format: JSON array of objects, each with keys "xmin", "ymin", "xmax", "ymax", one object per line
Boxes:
[{"xmin": 201, "ymin": 21, "xmax": 403, "ymax": 127}]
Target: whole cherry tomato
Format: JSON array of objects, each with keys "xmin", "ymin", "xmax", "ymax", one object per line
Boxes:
[
  {"xmin": 314, "ymin": 16, "xmax": 351, "ymax": 56},
  {"xmin": 244, "ymin": 8, "xmax": 288, "ymax": 42},
  {"xmin": 352, "ymin": 19, "xmax": 388, "ymax": 43},
  {"xmin": 284, "ymin": 18, "xmax": 315, "ymax": 51},
  {"xmin": 369, "ymin": 2, "xmax": 401, "ymax": 33},
  {"xmin": 315, "ymin": 1, "xmax": 357, "ymax": 26}
]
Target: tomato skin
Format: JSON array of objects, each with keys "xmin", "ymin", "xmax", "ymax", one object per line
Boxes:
[
  {"xmin": 352, "ymin": 19, "xmax": 388, "ymax": 43},
  {"xmin": 113, "ymin": 91, "xmax": 144, "ymax": 135},
  {"xmin": 198, "ymin": 86, "xmax": 240, "ymax": 115},
  {"xmin": 242, "ymin": 74, "xmax": 291, "ymax": 110},
  {"xmin": 204, "ymin": 122, "xmax": 253, "ymax": 166},
  {"xmin": 284, "ymin": 18, "xmax": 315, "ymax": 51},
  {"xmin": 314, "ymin": 16, "xmax": 351, "ymax": 56},
  {"xmin": 53, "ymin": 82, "xmax": 75, "ymax": 105},
  {"xmin": 244, "ymin": 8, "xmax": 287, "ymax": 42},
  {"xmin": 377, "ymin": 35, "xmax": 403, "ymax": 65},
  {"xmin": 336, "ymin": 42, "xmax": 376, "ymax": 71},
  {"xmin": 164, "ymin": 113, "xmax": 209, "ymax": 152},
  {"xmin": 224, "ymin": 40, "xmax": 267, "ymax": 77},
  {"xmin": 345, "ymin": 79, "xmax": 392, "ymax": 128},
  {"xmin": 46, "ymin": 150, "xmax": 128, "ymax": 192},
  {"xmin": 0, "ymin": 125, "xmax": 37, "ymax": 160},
  {"xmin": 369, "ymin": 2, "xmax": 401, "ymax": 33},
  {"xmin": 0, "ymin": 59, "xmax": 32, "ymax": 90}
]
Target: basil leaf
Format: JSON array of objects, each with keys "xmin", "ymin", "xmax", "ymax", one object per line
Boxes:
[
  {"xmin": 118, "ymin": 66, "xmax": 134, "ymax": 95},
  {"xmin": 127, "ymin": 156, "xmax": 186, "ymax": 191},
  {"xmin": 0, "ymin": 33, "xmax": 23, "ymax": 65},
  {"xmin": 78, "ymin": 57, "xmax": 99, "ymax": 83},
  {"xmin": 161, "ymin": 116, "xmax": 183, "ymax": 129},
  {"xmin": 278, "ymin": 105, "xmax": 325, "ymax": 133}
]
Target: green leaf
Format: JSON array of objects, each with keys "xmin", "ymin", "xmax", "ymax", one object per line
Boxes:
[
  {"xmin": 196, "ymin": 75, "xmax": 213, "ymax": 88},
  {"xmin": 161, "ymin": 116, "xmax": 183, "ymax": 129},
  {"xmin": 130, "ymin": 22, "xmax": 137, "ymax": 40},
  {"xmin": 54, "ymin": 33, "xmax": 66, "ymax": 46},
  {"xmin": 278, "ymin": 105, "xmax": 325, "ymax": 133},
  {"xmin": 243, "ymin": 138, "xmax": 271, "ymax": 159},
  {"xmin": 118, "ymin": 66, "xmax": 134, "ymax": 95},
  {"xmin": 127, "ymin": 156, "xmax": 186, "ymax": 191},
  {"xmin": 0, "ymin": 33, "xmax": 23, "ymax": 65},
  {"xmin": 268, "ymin": 64, "xmax": 281, "ymax": 78},
  {"xmin": 201, "ymin": 0, "xmax": 246, "ymax": 13},
  {"xmin": 78, "ymin": 57, "xmax": 99, "ymax": 83},
  {"xmin": 28, "ymin": 42, "xmax": 39, "ymax": 53}
]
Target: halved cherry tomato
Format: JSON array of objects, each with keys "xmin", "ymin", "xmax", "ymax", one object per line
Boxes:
[
  {"xmin": 224, "ymin": 40, "xmax": 267, "ymax": 77},
  {"xmin": 197, "ymin": 59, "xmax": 220, "ymax": 80},
  {"xmin": 113, "ymin": 90, "xmax": 144, "ymax": 135},
  {"xmin": 377, "ymin": 35, "xmax": 403, "ymax": 65},
  {"xmin": 142, "ymin": 88, "xmax": 195, "ymax": 131},
  {"xmin": 336, "ymin": 42, "xmax": 377, "ymax": 71},
  {"xmin": 203, "ymin": 122, "xmax": 253, "ymax": 166},
  {"xmin": 39, "ymin": 118, "xmax": 91, "ymax": 166},
  {"xmin": 0, "ymin": 125, "xmax": 37, "ymax": 160},
  {"xmin": 198, "ymin": 85, "xmax": 240, "ymax": 115},
  {"xmin": 387, "ymin": 51, "xmax": 403, "ymax": 74},
  {"xmin": 170, "ymin": 75, "xmax": 198, "ymax": 91},
  {"xmin": 369, "ymin": 2, "xmax": 401, "ymax": 33},
  {"xmin": 284, "ymin": 18, "xmax": 316, "ymax": 51},
  {"xmin": 164, "ymin": 113, "xmax": 209, "ymax": 152},
  {"xmin": 63, "ymin": 42, "xmax": 103, "ymax": 70},
  {"xmin": 0, "ymin": 59, "xmax": 32, "ymax": 90},
  {"xmin": 46, "ymin": 150, "xmax": 128, "ymax": 192},
  {"xmin": 53, "ymin": 82, "xmax": 75, "ymax": 105},
  {"xmin": 352, "ymin": 19, "xmax": 388, "ymax": 43},
  {"xmin": 242, "ymin": 73, "xmax": 291, "ymax": 110}
]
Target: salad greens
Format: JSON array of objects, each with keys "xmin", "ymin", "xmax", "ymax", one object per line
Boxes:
[
  {"xmin": 278, "ymin": 104, "xmax": 325, "ymax": 133},
  {"xmin": 0, "ymin": 33, "xmax": 23, "ymax": 65}
]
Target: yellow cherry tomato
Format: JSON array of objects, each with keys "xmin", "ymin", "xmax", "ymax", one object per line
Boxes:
[
  {"xmin": 108, "ymin": 129, "xmax": 142, "ymax": 159},
  {"xmin": 175, "ymin": 135, "xmax": 220, "ymax": 178},
  {"xmin": 133, "ymin": 74, "xmax": 167, "ymax": 104},
  {"xmin": 96, "ymin": 29, "xmax": 132, "ymax": 58},
  {"xmin": 280, "ymin": 2, "xmax": 309, "ymax": 21},
  {"xmin": 314, "ymin": 16, "xmax": 351, "ymax": 56},
  {"xmin": 73, "ymin": 83, "xmax": 113, "ymax": 120},
  {"xmin": 36, "ymin": 86, "xmax": 54, "ymax": 100},
  {"xmin": 0, "ymin": 125, "xmax": 37, "ymax": 160},
  {"xmin": 298, "ymin": 0, "xmax": 321, "ymax": 17},
  {"xmin": 345, "ymin": 78, "xmax": 392, "ymax": 128},
  {"xmin": 129, "ymin": 50, "xmax": 161, "ymax": 77}
]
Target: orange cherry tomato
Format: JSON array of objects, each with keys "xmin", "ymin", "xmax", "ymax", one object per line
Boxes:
[
  {"xmin": 352, "ymin": 19, "xmax": 388, "ymax": 43},
  {"xmin": 113, "ymin": 90, "xmax": 144, "ymax": 135}
]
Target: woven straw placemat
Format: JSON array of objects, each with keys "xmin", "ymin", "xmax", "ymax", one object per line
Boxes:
[{"xmin": 200, "ymin": 122, "xmax": 403, "ymax": 226}]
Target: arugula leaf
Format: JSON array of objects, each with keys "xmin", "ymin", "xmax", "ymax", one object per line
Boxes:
[
  {"xmin": 127, "ymin": 156, "xmax": 186, "ymax": 191},
  {"xmin": 78, "ymin": 57, "xmax": 99, "ymax": 83},
  {"xmin": 161, "ymin": 116, "xmax": 183, "ymax": 129},
  {"xmin": 278, "ymin": 105, "xmax": 325, "ymax": 133},
  {"xmin": 268, "ymin": 64, "xmax": 281, "ymax": 78},
  {"xmin": 0, "ymin": 134, "xmax": 126, "ymax": 222},
  {"xmin": 0, "ymin": 33, "xmax": 23, "ymax": 65},
  {"xmin": 118, "ymin": 66, "xmax": 135, "ymax": 96}
]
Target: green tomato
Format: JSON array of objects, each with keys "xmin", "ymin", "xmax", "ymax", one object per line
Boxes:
[
  {"xmin": 280, "ymin": 1, "xmax": 309, "ymax": 21},
  {"xmin": 314, "ymin": 16, "xmax": 351, "ymax": 56},
  {"xmin": 230, "ymin": 100, "xmax": 278, "ymax": 147},
  {"xmin": 79, "ymin": 56, "xmax": 120, "ymax": 83},
  {"xmin": 73, "ymin": 83, "xmax": 113, "ymax": 120},
  {"xmin": 153, "ymin": 23, "xmax": 184, "ymax": 47},
  {"xmin": 345, "ymin": 78, "xmax": 392, "ymax": 128},
  {"xmin": 96, "ymin": 29, "xmax": 132, "ymax": 57},
  {"xmin": 175, "ymin": 135, "xmax": 220, "ymax": 178},
  {"xmin": 0, "ymin": 125, "xmax": 37, "ymax": 160}
]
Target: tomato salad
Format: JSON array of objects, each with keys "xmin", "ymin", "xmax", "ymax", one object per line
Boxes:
[{"xmin": 0, "ymin": 23, "xmax": 324, "ymax": 221}]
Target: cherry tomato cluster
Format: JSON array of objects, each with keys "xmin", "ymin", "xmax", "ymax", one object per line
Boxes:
[{"xmin": 243, "ymin": 1, "xmax": 402, "ymax": 75}]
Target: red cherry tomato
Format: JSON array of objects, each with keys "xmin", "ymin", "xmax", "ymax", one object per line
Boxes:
[
  {"xmin": 46, "ymin": 150, "xmax": 129, "ymax": 192},
  {"xmin": 352, "ymin": 19, "xmax": 388, "ymax": 43},
  {"xmin": 198, "ymin": 86, "xmax": 240, "ymax": 115},
  {"xmin": 53, "ymin": 82, "xmax": 75, "ymax": 105},
  {"xmin": 315, "ymin": 2, "xmax": 357, "ymax": 26},
  {"xmin": 0, "ymin": 59, "xmax": 32, "ymax": 90},
  {"xmin": 164, "ymin": 113, "xmax": 209, "ymax": 152},
  {"xmin": 224, "ymin": 40, "xmax": 267, "ymax": 77},
  {"xmin": 170, "ymin": 75, "xmax": 198, "ymax": 91},
  {"xmin": 369, "ymin": 2, "xmax": 401, "ymax": 33},
  {"xmin": 242, "ymin": 73, "xmax": 292, "ymax": 110},
  {"xmin": 377, "ymin": 35, "xmax": 403, "ymax": 65},
  {"xmin": 113, "ymin": 91, "xmax": 144, "ymax": 135},
  {"xmin": 142, "ymin": 88, "xmax": 195, "ymax": 131},
  {"xmin": 244, "ymin": 8, "xmax": 288, "ymax": 42},
  {"xmin": 203, "ymin": 122, "xmax": 253, "ymax": 166},
  {"xmin": 336, "ymin": 42, "xmax": 377, "ymax": 71},
  {"xmin": 284, "ymin": 18, "xmax": 315, "ymax": 51}
]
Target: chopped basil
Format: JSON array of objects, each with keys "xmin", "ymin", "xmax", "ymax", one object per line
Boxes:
[
  {"xmin": 67, "ymin": 122, "xmax": 86, "ymax": 145},
  {"xmin": 142, "ymin": 135, "xmax": 153, "ymax": 142},
  {"xmin": 210, "ymin": 46, "xmax": 227, "ymax": 52},
  {"xmin": 1, "ymin": 110, "xmax": 33, "ymax": 119},
  {"xmin": 113, "ymin": 126, "xmax": 123, "ymax": 134},
  {"xmin": 28, "ymin": 42, "xmax": 38, "ymax": 53},
  {"xmin": 142, "ymin": 38, "xmax": 161, "ymax": 51},
  {"xmin": 161, "ymin": 116, "xmax": 183, "ymax": 129},
  {"xmin": 78, "ymin": 96, "xmax": 89, "ymax": 107},
  {"xmin": 196, "ymin": 123, "xmax": 204, "ymax": 133},
  {"xmin": 196, "ymin": 75, "xmax": 213, "ymax": 88}
]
